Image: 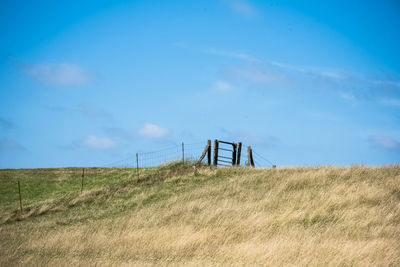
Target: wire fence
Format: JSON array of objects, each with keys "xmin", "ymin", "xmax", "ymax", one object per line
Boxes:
[
  {"xmin": 0, "ymin": 141, "xmax": 275, "ymax": 171},
  {"xmin": 0, "ymin": 140, "xmax": 276, "ymax": 220},
  {"xmin": 252, "ymin": 149, "xmax": 275, "ymax": 168},
  {"xmin": 99, "ymin": 142, "xmax": 207, "ymax": 168}
]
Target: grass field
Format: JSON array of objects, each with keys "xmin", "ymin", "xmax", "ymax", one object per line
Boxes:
[{"xmin": 0, "ymin": 163, "xmax": 399, "ymax": 266}]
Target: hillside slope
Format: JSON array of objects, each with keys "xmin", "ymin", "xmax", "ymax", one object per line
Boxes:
[{"xmin": 1, "ymin": 163, "xmax": 399, "ymax": 266}]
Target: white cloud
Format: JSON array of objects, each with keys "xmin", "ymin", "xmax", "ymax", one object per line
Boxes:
[
  {"xmin": 368, "ymin": 135, "xmax": 400, "ymax": 151},
  {"xmin": 23, "ymin": 63, "xmax": 90, "ymax": 86},
  {"xmin": 214, "ymin": 80, "xmax": 232, "ymax": 91},
  {"xmin": 139, "ymin": 123, "xmax": 168, "ymax": 139},
  {"xmin": 82, "ymin": 135, "xmax": 116, "ymax": 149},
  {"xmin": 223, "ymin": 0, "xmax": 256, "ymax": 17}
]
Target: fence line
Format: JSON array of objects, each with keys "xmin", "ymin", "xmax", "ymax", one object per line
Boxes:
[
  {"xmin": 102, "ymin": 142, "xmax": 207, "ymax": 168},
  {"xmin": 0, "ymin": 141, "xmax": 275, "ymax": 171},
  {"xmin": 0, "ymin": 140, "xmax": 278, "ymax": 218}
]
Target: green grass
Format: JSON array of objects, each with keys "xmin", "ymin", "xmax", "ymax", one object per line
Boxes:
[
  {"xmin": 0, "ymin": 167, "xmax": 133, "ymax": 214},
  {"xmin": 1, "ymin": 163, "xmax": 399, "ymax": 266},
  {"xmin": 0, "ymin": 162, "xmax": 201, "ymax": 223}
]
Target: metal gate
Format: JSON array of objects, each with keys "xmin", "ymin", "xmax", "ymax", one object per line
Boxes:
[{"xmin": 213, "ymin": 140, "xmax": 242, "ymax": 166}]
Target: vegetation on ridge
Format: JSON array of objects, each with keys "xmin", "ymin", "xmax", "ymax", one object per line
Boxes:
[{"xmin": 0, "ymin": 163, "xmax": 399, "ymax": 266}]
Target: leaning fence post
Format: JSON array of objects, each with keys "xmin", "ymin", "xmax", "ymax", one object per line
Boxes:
[
  {"xmin": 81, "ymin": 168, "xmax": 85, "ymax": 194},
  {"xmin": 18, "ymin": 181, "xmax": 22, "ymax": 212},
  {"xmin": 182, "ymin": 142, "xmax": 185, "ymax": 164},
  {"xmin": 136, "ymin": 153, "xmax": 140, "ymax": 180}
]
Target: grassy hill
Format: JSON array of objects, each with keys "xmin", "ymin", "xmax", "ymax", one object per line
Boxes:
[{"xmin": 1, "ymin": 163, "xmax": 399, "ymax": 266}]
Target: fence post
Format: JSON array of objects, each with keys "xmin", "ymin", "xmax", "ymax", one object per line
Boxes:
[
  {"xmin": 207, "ymin": 139, "xmax": 211, "ymax": 166},
  {"xmin": 81, "ymin": 168, "xmax": 85, "ymax": 194},
  {"xmin": 213, "ymin": 139, "xmax": 219, "ymax": 166},
  {"xmin": 237, "ymin": 142, "xmax": 242, "ymax": 165},
  {"xmin": 250, "ymin": 148, "xmax": 255, "ymax": 168},
  {"xmin": 136, "ymin": 153, "xmax": 140, "ymax": 180},
  {"xmin": 182, "ymin": 142, "xmax": 184, "ymax": 164},
  {"xmin": 232, "ymin": 143, "xmax": 237, "ymax": 166},
  {"xmin": 18, "ymin": 181, "xmax": 22, "ymax": 212}
]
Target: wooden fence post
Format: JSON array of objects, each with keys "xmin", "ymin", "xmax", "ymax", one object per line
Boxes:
[
  {"xmin": 213, "ymin": 140, "xmax": 219, "ymax": 166},
  {"xmin": 18, "ymin": 181, "xmax": 22, "ymax": 212},
  {"xmin": 197, "ymin": 140, "xmax": 211, "ymax": 165},
  {"xmin": 250, "ymin": 148, "xmax": 255, "ymax": 168},
  {"xmin": 81, "ymin": 168, "xmax": 85, "ymax": 194},
  {"xmin": 232, "ymin": 143, "xmax": 237, "ymax": 166},
  {"xmin": 237, "ymin": 142, "xmax": 242, "ymax": 165},
  {"xmin": 207, "ymin": 139, "xmax": 211, "ymax": 166}
]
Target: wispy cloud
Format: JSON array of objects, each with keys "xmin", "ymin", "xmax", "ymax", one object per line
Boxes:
[
  {"xmin": 229, "ymin": 65, "xmax": 288, "ymax": 85},
  {"xmin": 0, "ymin": 117, "xmax": 14, "ymax": 129},
  {"xmin": 222, "ymin": 0, "xmax": 257, "ymax": 17},
  {"xmin": 368, "ymin": 135, "xmax": 400, "ymax": 151},
  {"xmin": 174, "ymin": 43, "xmax": 400, "ymax": 102},
  {"xmin": 22, "ymin": 62, "xmax": 91, "ymax": 86},
  {"xmin": 269, "ymin": 61, "xmax": 346, "ymax": 80},
  {"xmin": 215, "ymin": 56, "xmax": 400, "ymax": 102},
  {"xmin": 82, "ymin": 135, "xmax": 116, "ymax": 149},
  {"xmin": 172, "ymin": 43, "xmax": 261, "ymax": 63},
  {"xmin": 138, "ymin": 123, "xmax": 168, "ymax": 139},
  {"xmin": 266, "ymin": 61, "xmax": 400, "ymax": 100},
  {"xmin": 338, "ymin": 91, "xmax": 356, "ymax": 101},
  {"xmin": 0, "ymin": 138, "xmax": 25, "ymax": 150},
  {"xmin": 214, "ymin": 80, "xmax": 233, "ymax": 91},
  {"xmin": 207, "ymin": 48, "xmax": 261, "ymax": 62}
]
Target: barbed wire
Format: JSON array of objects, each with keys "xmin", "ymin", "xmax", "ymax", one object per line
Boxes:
[{"xmin": 252, "ymin": 149, "xmax": 275, "ymax": 167}]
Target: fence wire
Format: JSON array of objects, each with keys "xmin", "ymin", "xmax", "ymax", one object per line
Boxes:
[{"xmin": 252, "ymin": 149, "xmax": 275, "ymax": 168}]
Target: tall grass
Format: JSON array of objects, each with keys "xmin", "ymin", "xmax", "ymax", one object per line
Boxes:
[{"xmin": 0, "ymin": 164, "xmax": 399, "ymax": 266}]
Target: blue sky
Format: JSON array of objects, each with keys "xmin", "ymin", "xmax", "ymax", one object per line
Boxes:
[{"xmin": 0, "ymin": 0, "xmax": 399, "ymax": 168}]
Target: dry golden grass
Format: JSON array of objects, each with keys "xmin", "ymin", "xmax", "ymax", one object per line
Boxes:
[{"xmin": 0, "ymin": 164, "xmax": 399, "ymax": 266}]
